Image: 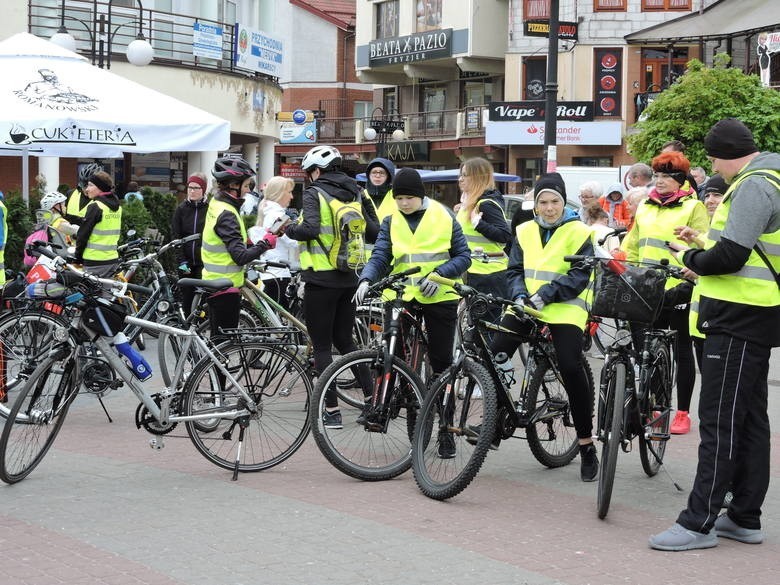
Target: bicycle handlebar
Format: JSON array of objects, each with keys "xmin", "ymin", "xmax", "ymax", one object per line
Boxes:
[
  {"xmin": 367, "ymin": 266, "xmax": 421, "ymax": 295},
  {"xmin": 563, "ymin": 254, "xmax": 687, "ymax": 280}
]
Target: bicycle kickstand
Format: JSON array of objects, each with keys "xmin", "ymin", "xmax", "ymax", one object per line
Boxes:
[
  {"xmin": 231, "ymin": 416, "xmax": 250, "ymax": 481},
  {"xmin": 96, "ymin": 394, "xmax": 114, "ymax": 423}
]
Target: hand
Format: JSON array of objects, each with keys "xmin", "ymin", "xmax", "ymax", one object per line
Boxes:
[
  {"xmin": 513, "ymin": 296, "xmax": 526, "ymax": 314},
  {"xmin": 353, "ymin": 280, "xmax": 370, "ymax": 305},
  {"xmin": 260, "ymin": 232, "xmax": 277, "ymax": 249},
  {"xmin": 665, "ymin": 240, "xmax": 690, "ymax": 261},
  {"xmin": 418, "ymin": 276, "xmax": 440, "ymax": 298},
  {"xmin": 680, "ymin": 267, "xmax": 699, "ymax": 281},
  {"xmin": 673, "ymin": 226, "xmax": 703, "ymax": 246},
  {"xmin": 528, "ymin": 293, "xmax": 546, "ymax": 312},
  {"xmin": 470, "ymin": 209, "xmax": 483, "ymax": 228},
  {"xmin": 178, "ymin": 262, "xmax": 190, "ymax": 274}
]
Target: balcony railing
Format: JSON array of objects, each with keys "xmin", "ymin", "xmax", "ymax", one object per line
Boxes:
[{"xmin": 28, "ymin": 0, "xmax": 276, "ymax": 82}]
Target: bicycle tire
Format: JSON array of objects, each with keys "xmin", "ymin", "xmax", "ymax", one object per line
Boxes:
[
  {"xmin": 0, "ymin": 309, "xmax": 73, "ymax": 420},
  {"xmin": 639, "ymin": 340, "xmax": 672, "ymax": 477},
  {"xmin": 525, "ymin": 358, "xmax": 594, "ymax": 468},
  {"xmin": 0, "ymin": 350, "xmax": 78, "ymax": 484},
  {"xmin": 411, "ymin": 358, "xmax": 498, "ymax": 500},
  {"xmin": 182, "ymin": 341, "xmax": 312, "ymax": 472},
  {"xmin": 353, "ymin": 305, "xmax": 383, "ymax": 349},
  {"xmin": 310, "ymin": 348, "xmax": 425, "ymax": 481},
  {"xmin": 591, "ymin": 317, "xmax": 619, "ymax": 357},
  {"xmin": 597, "ymin": 360, "xmax": 626, "ymax": 519}
]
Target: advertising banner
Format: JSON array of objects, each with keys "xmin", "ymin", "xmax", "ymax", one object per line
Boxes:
[
  {"xmin": 594, "ymin": 48, "xmax": 622, "ymax": 117},
  {"xmin": 193, "ymin": 22, "xmax": 223, "ymax": 60},
  {"xmin": 485, "ymin": 121, "xmax": 622, "ymax": 146},
  {"xmin": 234, "ymin": 24, "xmax": 284, "ymax": 77}
]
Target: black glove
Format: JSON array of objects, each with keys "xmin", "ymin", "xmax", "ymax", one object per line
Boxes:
[{"xmin": 662, "ymin": 281, "xmax": 693, "ymax": 308}]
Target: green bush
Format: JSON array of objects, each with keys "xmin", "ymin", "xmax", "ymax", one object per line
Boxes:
[{"xmin": 3, "ymin": 190, "xmax": 40, "ymax": 274}]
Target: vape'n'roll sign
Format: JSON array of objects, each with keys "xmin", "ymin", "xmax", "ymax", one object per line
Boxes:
[{"xmin": 594, "ymin": 48, "xmax": 622, "ymax": 118}]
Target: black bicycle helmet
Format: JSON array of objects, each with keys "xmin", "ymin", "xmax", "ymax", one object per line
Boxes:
[
  {"xmin": 212, "ymin": 156, "xmax": 256, "ymax": 182},
  {"xmin": 78, "ymin": 162, "xmax": 103, "ymax": 187}
]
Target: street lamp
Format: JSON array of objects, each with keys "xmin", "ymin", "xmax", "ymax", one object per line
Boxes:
[
  {"xmin": 49, "ymin": 0, "xmax": 154, "ymax": 68},
  {"xmin": 363, "ymin": 107, "xmax": 406, "ymax": 158}
]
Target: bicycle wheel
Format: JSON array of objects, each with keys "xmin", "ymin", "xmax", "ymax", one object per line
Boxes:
[
  {"xmin": 597, "ymin": 360, "xmax": 626, "ymax": 519},
  {"xmin": 411, "ymin": 358, "xmax": 498, "ymax": 500},
  {"xmin": 525, "ymin": 358, "xmax": 594, "ymax": 468},
  {"xmin": 311, "ymin": 348, "xmax": 425, "ymax": 481},
  {"xmin": 182, "ymin": 341, "xmax": 312, "ymax": 473},
  {"xmin": 0, "ymin": 309, "xmax": 72, "ymax": 420},
  {"xmin": 353, "ymin": 305, "xmax": 383, "ymax": 349},
  {"xmin": 591, "ymin": 317, "xmax": 619, "ymax": 357},
  {"xmin": 0, "ymin": 350, "xmax": 78, "ymax": 484},
  {"xmin": 639, "ymin": 340, "xmax": 672, "ymax": 477}
]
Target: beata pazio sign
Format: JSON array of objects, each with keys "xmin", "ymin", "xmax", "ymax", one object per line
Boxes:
[{"xmin": 369, "ymin": 28, "xmax": 452, "ymax": 66}]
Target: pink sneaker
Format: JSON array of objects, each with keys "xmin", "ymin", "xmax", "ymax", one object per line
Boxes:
[{"xmin": 671, "ymin": 410, "xmax": 691, "ymax": 435}]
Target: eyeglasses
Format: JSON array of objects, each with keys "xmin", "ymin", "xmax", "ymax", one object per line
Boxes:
[
  {"xmin": 187, "ymin": 185, "xmax": 203, "ymax": 190},
  {"xmin": 369, "ymin": 170, "xmax": 387, "ymax": 176}
]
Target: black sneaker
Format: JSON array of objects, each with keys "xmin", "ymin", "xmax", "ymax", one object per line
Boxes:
[
  {"xmin": 465, "ymin": 424, "xmax": 500, "ymax": 450},
  {"xmin": 438, "ymin": 431, "xmax": 456, "ymax": 459},
  {"xmin": 355, "ymin": 401, "xmax": 372, "ymax": 426},
  {"xmin": 323, "ymin": 410, "xmax": 343, "ymax": 429},
  {"xmin": 580, "ymin": 443, "xmax": 599, "ymax": 482}
]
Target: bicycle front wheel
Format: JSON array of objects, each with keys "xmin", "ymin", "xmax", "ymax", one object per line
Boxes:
[
  {"xmin": 639, "ymin": 340, "xmax": 672, "ymax": 477},
  {"xmin": 182, "ymin": 341, "xmax": 312, "ymax": 473},
  {"xmin": 311, "ymin": 349, "xmax": 425, "ymax": 481},
  {"xmin": 525, "ymin": 358, "xmax": 594, "ymax": 468},
  {"xmin": 411, "ymin": 359, "xmax": 497, "ymax": 500},
  {"xmin": 591, "ymin": 317, "xmax": 619, "ymax": 357},
  {"xmin": 0, "ymin": 350, "xmax": 78, "ymax": 484},
  {"xmin": 597, "ymin": 360, "xmax": 626, "ymax": 519}
]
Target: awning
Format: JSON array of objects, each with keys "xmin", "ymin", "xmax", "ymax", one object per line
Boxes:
[{"xmin": 625, "ymin": 0, "xmax": 780, "ymax": 44}]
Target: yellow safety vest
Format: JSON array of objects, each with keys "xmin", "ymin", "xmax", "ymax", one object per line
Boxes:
[
  {"xmin": 365, "ymin": 188, "xmax": 396, "ymax": 221},
  {"xmin": 390, "ymin": 200, "xmax": 461, "ymax": 304},
  {"xmin": 456, "ymin": 199, "xmax": 508, "ymax": 275},
  {"xmin": 518, "ymin": 220, "xmax": 593, "ymax": 330},
  {"xmin": 689, "ymin": 286, "xmax": 703, "ymax": 338},
  {"xmin": 623, "ymin": 197, "xmax": 709, "ymax": 290},
  {"xmin": 201, "ymin": 198, "xmax": 246, "ymax": 287},
  {"xmin": 0, "ymin": 200, "xmax": 6, "ymax": 285},
  {"xmin": 67, "ymin": 188, "xmax": 87, "ymax": 219},
  {"xmin": 697, "ymin": 169, "xmax": 780, "ymax": 310},
  {"xmin": 82, "ymin": 200, "xmax": 121, "ymax": 262}
]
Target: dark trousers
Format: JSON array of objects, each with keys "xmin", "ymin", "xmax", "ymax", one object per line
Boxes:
[
  {"xmin": 179, "ymin": 265, "xmax": 203, "ymax": 318},
  {"xmin": 262, "ymin": 277, "xmax": 291, "ymax": 310},
  {"xmin": 465, "ymin": 270, "xmax": 508, "ymax": 326},
  {"xmin": 304, "ymin": 284, "xmax": 358, "ymax": 407},
  {"xmin": 207, "ymin": 289, "xmax": 240, "ymax": 343},
  {"xmin": 491, "ymin": 313, "xmax": 593, "ymax": 439},
  {"xmin": 385, "ymin": 300, "xmax": 458, "ymax": 376},
  {"xmin": 677, "ymin": 334, "xmax": 771, "ymax": 533}
]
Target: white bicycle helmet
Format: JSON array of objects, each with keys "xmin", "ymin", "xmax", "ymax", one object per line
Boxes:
[
  {"xmin": 301, "ymin": 145, "xmax": 342, "ymax": 172},
  {"xmin": 41, "ymin": 191, "xmax": 67, "ymax": 211}
]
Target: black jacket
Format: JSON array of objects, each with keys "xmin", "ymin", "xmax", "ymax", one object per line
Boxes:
[
  {"xmin": 75, "ymin": 194, "xmax": 121, "ymax": 266},
  {"xmin": 209, "ymin": 192, "xmax": 270, "ymax": 268},
  {"xmin": 172, "ymin": 198, "xmax": 208, "ymax": 268},
  {"xmin": 472, "ymin": 189, "xmax": 512, "ymax": 246},
  {"xmin": 285, "ymin": 170, "xmax": 380, "ymax": 288}
]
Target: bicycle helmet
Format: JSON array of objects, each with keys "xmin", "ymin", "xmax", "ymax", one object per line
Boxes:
[
  {"xmin": 40, "ymin": 191, "xmax": 67, "ymax": 210},
  {"xmin": 78, "ymin": 162, "xmax": 103, "ymax": 187},
  {"xmin": 212, "ymin": 156, "xmax": 256, "ymax": 182},
  {"xmin": 301, "ymin": 145, "xmax": 342, "ymax": 172}
]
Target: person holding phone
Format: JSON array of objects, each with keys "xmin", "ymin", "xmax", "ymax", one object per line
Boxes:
[{"xmin": 248, "ymin": 176, "xmax": 299, "ymax": 308}]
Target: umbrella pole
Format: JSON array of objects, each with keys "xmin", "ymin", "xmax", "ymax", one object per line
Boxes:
[{"xmin": 22, "ymin": 148, "xmax": 30, "ymax": 207}]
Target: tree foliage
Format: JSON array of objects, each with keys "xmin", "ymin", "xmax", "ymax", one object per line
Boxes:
[{"xmin": 628, "ymin": 56, "xmax": 780, "ymax": 168}]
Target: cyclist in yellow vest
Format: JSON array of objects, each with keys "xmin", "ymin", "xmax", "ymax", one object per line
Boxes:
[
  {"xmin": 201, "ymin": 156, "xmax": 276, "ymax": 340},
  {"xmin": 40, "ymin": 191, "xmax": 78, "ymax": 250},
  {"xmin": 363, "ymin": 157, "xmax": 396, "ymax": 221},
  {"xmin": 455, "ymin": 157, "xmax": 512, "ymax": 324},
  {"xmin": 489, "ymin": 173, "xmax": 599, "ymax": 481},
  {"xmin": 356, "ymin": 167, "xmax": 471, "ymax": 454},
  {"xmin": 73, "ymin": 171, "xmax": 122, "ymax": 278},
  {"xmin": 622, "ymin": 150, "xmax": 708, "ymax": 436},
  {"xmin": 285, "ymin": 145, "xmax": 380, "ymax": 430},
  {"xmin": 66, "ymin": 162, "xmax": 102, "ymax": 225},
  {"xmin": 651, "ymin": 118, "xmax": 780, "ymax": 552}
]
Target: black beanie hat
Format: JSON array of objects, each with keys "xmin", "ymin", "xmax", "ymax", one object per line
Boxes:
[
  {"xmin": 392, "ymin": 167, "xmax": 426, "ymax": 199},
  {"xmin": 704, "ymin": 118, "xmax": 759, "ymax": 160},
  {"xmin": 534, "ymin": 172, "xmax": 567, "ymax": 205},
  {"xmin": 88, "ymin": 172, "xmax": 113, "ymax": 193},
  {"xmin": 704, "ymin": 173, "xmax": 728, "ymax": 196}
]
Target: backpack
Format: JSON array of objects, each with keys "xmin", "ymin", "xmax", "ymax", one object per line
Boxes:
[
  {"xmin": 312, "ymin": 186, "xmax": 367, "ymax": 272},
  {"xmin": 23, "ymin": 223, "xmax": 50, "ymax": 267}
]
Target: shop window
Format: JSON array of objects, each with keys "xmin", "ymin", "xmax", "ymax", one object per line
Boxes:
[
  {"xmin": 573, "ymin": 156, "xmax": 614, "ymax": 167},
  {"xmin": 594, "ymin": 0, "xmax": 627, "ymax": 11},
  {"xmin": 376, "ymin": 1, "xmax": 399, "ymax": 39},
  {"xmin": 416, "ymin": 0, "xmax": 442, "ymax": 32},
  {"xmin": 642, "ymin": 0, "xmax": 691, "ymax": 10},
  {"xmin": 524, "ymin": 0, "xmax": 549, "ymax": 20}
]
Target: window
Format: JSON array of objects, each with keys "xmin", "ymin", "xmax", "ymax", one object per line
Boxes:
[
  {"xmin": 594, "ymin": 0, "xmax": 627, "ymax": 11},
  {"xmin": 353, "ymin": 101, "xmax": 373, "ymax": 120},
  {"xmin": 573, "ymin": 156, "xmax": 614, "ymax": 167},
  {"xmin": 376, "ymin": 1, "xmax": 399, "ymax": 39},
  {"xmin": 524, "ymin": 0, "xmax": 549, "ymax": 20},
  {"xmin": 642, "ymin": 0, "xmax": 691, "ymax": 10},
  {"xmin": 416, "ymin": 0, "xmax": 442, "ymax": 32},
  {"xmin": 421, "ymin": 86, "xmax": 446, "ymax": 130},
  {"xmin": 383, "ymin": 89, "xmax": 397, "ymax": 115}
]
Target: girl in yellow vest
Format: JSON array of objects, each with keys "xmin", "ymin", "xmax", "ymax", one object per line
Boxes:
[
  {"xmin": 489, "ymin": 173, "xmax": 599, "ymax": 481},
  {"xmin": 355, "ymin": 167, "xmax": 471, "ymax": 455},
  {"xmin": 74, "ymin": 171, "xmax": 122, "ymax": 278},
  {"xmin": 201, "ymin": 156, "xmax": 276, "ymax": 340},
  {"xmin": 40, "ymin": 191, "xmax": 78, "ymax": 249},
  {"xmin": 621, "ymin": 150, "xmax": 708, "ymax": 436},
  {"xmin": 455, "ymin": 157, "xmax": 512, "ymax": 323},
  {"xmin": 363, "ymin": 157, "xmax": 396, "ymax": 221}
]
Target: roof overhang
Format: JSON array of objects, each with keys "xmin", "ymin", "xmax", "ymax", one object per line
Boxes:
[{"xmin": 625, "ymin": 0, "xmax": 780, "ymax": 44}]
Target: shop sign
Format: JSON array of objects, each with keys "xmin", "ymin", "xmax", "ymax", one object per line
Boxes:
[
  {"xmin": 524, "ymin": 20, "xmax": 578, "ymax": 41},
  {"xmin": 488, "ymin": 101, "xmax": 594, "ymax": 122},
  {"xmin": 380, "ymin": 140, "xmax": 429, "ymax": 162},
  {"xmin": 485, "ymin": 121, "xmax": 622, "ymax": 146},
  {"xmin": 594, "ymin": 48, "xmax": 622, "ymax": 117},
  {"xmin": 368, "ymin": 29, "xmax": 452, "ymax": 67},
  {"xmin": 280, "ymin": 162, "xmax": 307, "ymax": 180}
]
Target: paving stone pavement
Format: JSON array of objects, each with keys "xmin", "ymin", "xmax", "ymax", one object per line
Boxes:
[{"xmin": 1, "ymin": 343, "xmax": 778, "ymax": 585}]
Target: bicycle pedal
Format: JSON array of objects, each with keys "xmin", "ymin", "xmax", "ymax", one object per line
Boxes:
[
  {"xmin": 645, "ymin": 431, "xmax": 671, "ymax": 442},
  {"xmin": 149, "ymin": 437, "xmax": 165, "ymax": 450}
]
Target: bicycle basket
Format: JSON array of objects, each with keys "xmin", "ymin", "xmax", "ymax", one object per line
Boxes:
[
  {"xmin": 591, "ymin": 263, "xmax": 666, "ymax": 324},
  {"xmin": 82, "ymin": 299, "xmax": 128, "ymax": 336}
]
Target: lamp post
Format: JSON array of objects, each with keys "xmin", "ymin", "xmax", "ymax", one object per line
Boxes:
[
  {"xmin": 363, "ymin": 107, "xmax": 406, "ymax": 158},
  {"xmin": 49, "ymin": 0, "xmax": 154, "ymax": 68},
  {"xmin": 543, "ymin": 0, "xmax": 560, "ymax": 173}
]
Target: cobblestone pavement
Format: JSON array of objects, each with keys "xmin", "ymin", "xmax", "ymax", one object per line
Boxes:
[{"xmin": 1, "ymin": 344, "xmax": 778, "ymax": 585}]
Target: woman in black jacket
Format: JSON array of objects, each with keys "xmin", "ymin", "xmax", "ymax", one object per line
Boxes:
[{"xmin": 171, "ymin": 173, "xmax": 209, "ymax": 314}]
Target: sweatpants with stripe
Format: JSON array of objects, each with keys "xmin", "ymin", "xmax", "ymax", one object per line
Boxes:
[{"xmin": 676, "ymin": 333, "xmax": 771, "ymax": 533}]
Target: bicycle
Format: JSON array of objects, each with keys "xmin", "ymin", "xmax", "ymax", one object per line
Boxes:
[
  {"xmin": 411, "ymin": 273, "xmax": 595, "ymax": 500},
  {"xmin": 0, "ymin": 247, "xmax": 312, "ymax": 484},
  {"xmin": 565, "ymin": 253, "xmax": 684, "ymax": 519},
  {"xmin": 309, "ymin": 267, "xmax": 427, "ymax": 481}
]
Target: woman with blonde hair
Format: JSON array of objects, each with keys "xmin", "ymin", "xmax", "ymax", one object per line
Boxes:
[
  {"xmin": 248, "ymin": 176, "xmax": 300, "ymax": 308},
  {"xmin": 455, "ymin": 157, "xmax": 511, "ymax": 321}
]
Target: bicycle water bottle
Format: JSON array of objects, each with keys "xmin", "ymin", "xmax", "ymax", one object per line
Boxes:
[
  {"xmin": 113, "ymin": 332, "xmax": 153, "ymax": 381},
  {"xmin": 495, "ymin": 352, "xmax": 515, "ymax": 387}
]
